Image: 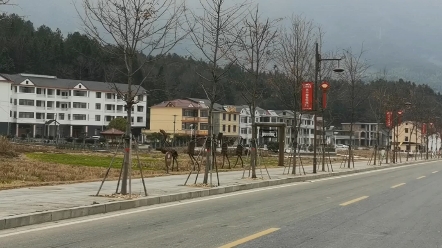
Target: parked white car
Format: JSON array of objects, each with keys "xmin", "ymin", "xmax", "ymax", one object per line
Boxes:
[{"xmin": 335, "ymin": 144, "xmax": 349, "ymax": 149}]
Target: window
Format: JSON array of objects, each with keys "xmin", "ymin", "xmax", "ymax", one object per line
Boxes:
[
  {"xmin": 95, "ymin": 115, "xmax": 101, "ymax": 121},
  {"xmin": 19, "ymin": 99, "xmax": 34, "ymax": 106},
  {"xmin": 233, "ymin": 125, "xmax": 237, "ymax": 132},
  {"xmin": 47, "ymin": 89, "xmax": 54, "ymax": 95},
  {"xmin": 405, "ymin": 128, "xmax": 409, "ymax": 133},
  {"xmin": 36, "ymin": 113, "xmax": 44, "ymax": 119},
  {"xmin": 105, "ymin": 116, "xmax": 112, "ymax": 122},
  {"xmin": 137, "ymin": 117, "xmax": 143, "ymax": 123},
  {"xmin": 13, "ymin": 99, "xmax": 17, "ymax": 105},
  {"xmin": 36, "ymin": 88, "xmax": 42, "ymax": 94},
  {"xmin": 106, "ymin": 104, "xmax": 113, "ymax": 110},
  {"xmin": 59, "ymin": 113, "xmax": 65, "ymax": 120},
  {"xmin": 405, "ymin": 136, "xmax": 409, "ymax": 142},
  {"xmin": 137, "ymin": 95, "xmax": 144, "ymax": 101},
  {"xmin": 241, "ymin": 117, "xmax": 247, "ymax": 123},
  {"xmin": 9, "ymin": 111, "xmax": 11, "ymax": 117},
  {"xmin": 68, "ymin": 114, "xmax": 71, "ymax": 120},
  {"xmin": 96, "ymin": 103, "xmax": 101, "ymax": 110},
  {"xmin": 279, "ymin": 118, "xmax": 283, "ymax": 122},
  {"xmin": 271, "ymin": 117, "xmax": 276, "ymax": 122},
  {"xmin": 223, "ymin": 113, "xmax": 226, "ymax": 120},
  {"xmin": 222, "ymin": 125, "xmax": 226, "ymax": 132},
  {"xmin": 233, "ymin": 114, "xmax": 237, "ymax": 121},
  {"xmin": 200, "ymin": 123, "xmax": 209, "ymax": 130},
  {"xmin": 19, "ymin": 87, "xmax": 35, "ymax": 93},
  {"xmin": 228, "ymin": 114, "xmax": 231, "ymax": 121},
  {"xmin": 73, "ymin": 102, "xmax": 87, "ymax": 108},
  {"xmin": 13, "ymin": 111, "xmax": 16, "ymax": 118},
  {"xmin": 241, "ymin": 128, "xmax": 247, "ymax": 134},
  {"xmin": 228, "ymin": 125, "xmax": 231, "ymax": 132},
  {"xmin": 182, "ymin": 123, "xmax": 194, "ymax": 130},
  {"xmin": 47, "ymin": 113, "xmax": 55, "ymax": 119},
  {"xmin": 137, "ymin": 106, "xmax": 144, "ymax": 112},
  {"xmin": 106, "ymin": 93, "xmax": 113, "ymax": 99},
  {"xmin": 200, "ymin": 110, "xmax": 208, "ymax": 117},
  {"xmin": 73, "ymin": 90, "xmax": 87, "ymax": 97},
  {"xmin": 18, "ymin": 112, "xmax": 34, "ymax": 118},
  {"xmin": 248, "ymin": 129, "xmax": 252, "ymax": 134},
  {"xmin": 96, "ymin": 92, "xmax": 101, "ymax": 98},
  {"xmin": 183, "ymin": 109, "xmax": 197, "ymax": 117},
  {"xmin": 73, "ymin": 114, "xmax": 87, "ymax": 120}
]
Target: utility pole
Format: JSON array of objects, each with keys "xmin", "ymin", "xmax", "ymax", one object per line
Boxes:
[
  {"xmin": 313, "ymin": 43, "xmax": 319, "ymax": 174},
  {"xmin": 313, "ymin": 42, "xmax": 343, "ymax": 174},
  {"xmin": 173, "ymin": 115, "xmax": 177, "ymax": 147}
]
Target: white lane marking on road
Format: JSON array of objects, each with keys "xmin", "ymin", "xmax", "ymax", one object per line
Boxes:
[
  {"xmin": 391, "ymin": 183, "xmax": 406, "ymax": 188},
  {"xmin": 417, "ymin": 176, "xmax": 426, "ymax": 179},
  {"xmin": 432, "ymin": 171, "xmax": 438, "ymax": 173},
  {"xmin": 0, "ymin": 160, "xmax": 438, "ymax": 238},
  {"xmin": 340, "ymin": 196, "xmax": 369, "ymax": 206}
]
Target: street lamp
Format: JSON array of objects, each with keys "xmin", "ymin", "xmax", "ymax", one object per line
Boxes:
[{"xmin": 313, "ymin": 43, "xmax": 344, "ymax": 173}]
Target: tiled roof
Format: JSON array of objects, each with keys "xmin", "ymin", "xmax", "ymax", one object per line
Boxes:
[
  {"xmin": 151, "ymin": 99, "xmax": 201, "ymax": 108},
  {"xmin": 1, "ymin": 73, "xmax": 145, "ymax": 93}
]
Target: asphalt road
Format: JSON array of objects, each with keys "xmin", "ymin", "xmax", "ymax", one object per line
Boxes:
[{"xmin": 1, "ymin": 160, "xmax": 441, "ymax": 248}]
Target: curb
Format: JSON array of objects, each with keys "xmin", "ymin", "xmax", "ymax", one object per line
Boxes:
[{"xmin": 0, "ymin": 159, "xmax": 435, "ymax": 231}]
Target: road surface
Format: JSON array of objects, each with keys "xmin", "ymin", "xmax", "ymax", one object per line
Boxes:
[{"xmin": 0, "ymin": 160, "xmax": 441, "ymax": 248}]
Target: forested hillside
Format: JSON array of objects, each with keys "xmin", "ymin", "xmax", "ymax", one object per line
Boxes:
[{"xmin": 1, "ymin": 13, "xmax": 441, "ymax": 126}]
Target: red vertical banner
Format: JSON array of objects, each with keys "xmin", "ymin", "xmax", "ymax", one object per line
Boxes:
[
  {"xmin": 386, "ymin": 111, "xmax": 393, "ymax": 128},
  {"xmin": 397, "ymin": 111, "xmax": 403, "ymax": 125},
  {"xmin": 422, "ymin": 123, "xmax": 427, "ymax": 135},
  {"xmin": 320, "ymin": 81, "xmax": 330, "ymax": 110},
  {"xmin": 301, "ymin": 82, "xmax": 314, "ymax": 111},
  {"xmin": 322, "ymin": 92, "xmax": 327, "ymax": 109}
]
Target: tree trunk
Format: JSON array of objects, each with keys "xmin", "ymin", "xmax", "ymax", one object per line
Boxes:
[
  {"xmin": 250, "ymin": 104, "xmax": 257, "ymax": 178},
  {"xmin": 203, "ymin": 104, "xmax": 214, "ymax": 184},
  {"xmin": 291, "ymin": 112, "xmax": 299, "ymax": 174},
  {"xmin": 121, "ymin": 95, "xmax": 132, "ymax": 195}
]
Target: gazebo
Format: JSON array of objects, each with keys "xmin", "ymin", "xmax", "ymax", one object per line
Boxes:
[{"xmin": 100, "ymin": 128, "xmax": 124, "ymax": 145}]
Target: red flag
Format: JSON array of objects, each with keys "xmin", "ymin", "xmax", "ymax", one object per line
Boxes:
[{"xmin": 301, "ymin": 82, "xmax": 314, "ymax": 111}]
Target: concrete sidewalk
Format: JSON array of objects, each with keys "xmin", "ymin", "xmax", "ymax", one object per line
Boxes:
[{"xmin": 0, "ymin": 158, "xmax": 430, "ymax": 230}]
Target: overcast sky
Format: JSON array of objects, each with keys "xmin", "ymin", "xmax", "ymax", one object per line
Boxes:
[{"xmin": 3, "ymin": 0, "xmax": 442, "ymax": 83}]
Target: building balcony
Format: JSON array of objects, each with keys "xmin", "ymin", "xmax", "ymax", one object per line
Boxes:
[
  {"xmin": 60, "ymin": 96, "xmax": 70, "ymax": 99},
  {"xmin": 184, "ymin": 130, "xmax": 208, "ymax": 136},
  {"xmin": 47, "ymin": 95, "xmax": 55, "ymax": 98},
  {"xmin": 105, "ymin": 98, "xmax": 116, "ymax": 102},
  {"xmin": 46, "ymin": 107, "xmax": 55, "ymax": 110},
  {"xmin": 105, "ymin": 110, "xmax": 115, "ymax": 113},
  {"xmin": 182, "ymin": 116, "xmax": 199, "ymax": 122},
  {"xmin": 36, "ymin": 107, "xmax": 45, "ymax": 110},
  {"xmin": 36, "ymin": 94, "xmax": 46, "ymax": 98},
  {"xmin": 56, "ymin": 108, "xmax": 69, "ymax": 111}
]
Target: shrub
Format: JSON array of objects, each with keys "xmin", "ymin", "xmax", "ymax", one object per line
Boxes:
[
  {"xmin": 21, "ymin": 134, "xmax": 26, "ymax": 140},
  {"xmin": 0, "ymin": 136, "xmax": 18, "ymax": 157},
  {"xmin": 266, "ymin": 142, "xmax": 279, "ymax": 153},
  {"xmin": 35, "ymin": 134, "xmax": 42, "ymax": 139},
  {"xmin": 65, "ymin": 137, "xmax": 73, "ymax": 142},
  {"xmin": 48, "ymin": 136, "xmax": 54, "ymax": 140}
]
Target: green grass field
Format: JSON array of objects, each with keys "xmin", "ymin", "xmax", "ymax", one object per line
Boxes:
[{"xmin": 26, "ymin": 153, "xmax": 123, "ymax": 168}]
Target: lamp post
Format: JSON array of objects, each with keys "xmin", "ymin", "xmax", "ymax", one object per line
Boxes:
[{"xmin": 313, "ymin": 43, "xmax": 344, "ymax": 173}]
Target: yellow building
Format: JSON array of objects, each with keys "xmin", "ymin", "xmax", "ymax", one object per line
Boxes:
[
  {"xmin": 145, "ymin": 99, "xmax": 209, "ymax": 137},
  {"xmin": 188, "ymin": 98, "xmax": 240, "ymax": 140},
  {"xmin": 392, "ymin": 121, "xmax": 423, "ymax": 152}
]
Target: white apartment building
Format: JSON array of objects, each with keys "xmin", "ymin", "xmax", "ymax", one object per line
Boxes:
[
  {"xmin": 237, "ymin": 105, "xmax": 318, "ymax": 149},
  {"xmin": 0, "ymin": 73, "xmax": 147, "ymax": 138}
]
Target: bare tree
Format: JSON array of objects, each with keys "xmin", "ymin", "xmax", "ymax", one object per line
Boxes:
[
  {"xmin": 340, "ymin": 46, "xmax": 370, "ymax": 168},
  {"xmin": 0, "ymin": 0, "xmax": 10, "ymax": 5},
  {"xmin": 270, "ymin": 15, "xmax": 319, "ymax": 174},
  {"xmin": 77, "ymin": 0, "xmax": 185, "ymax": 195},
  {"xmin": 229, "ymin": 5, "xmax": 280, "ymax": 178},
  {"xmin": 186, "ymin": 0, "xmax": 248, "ymax": 185}
]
